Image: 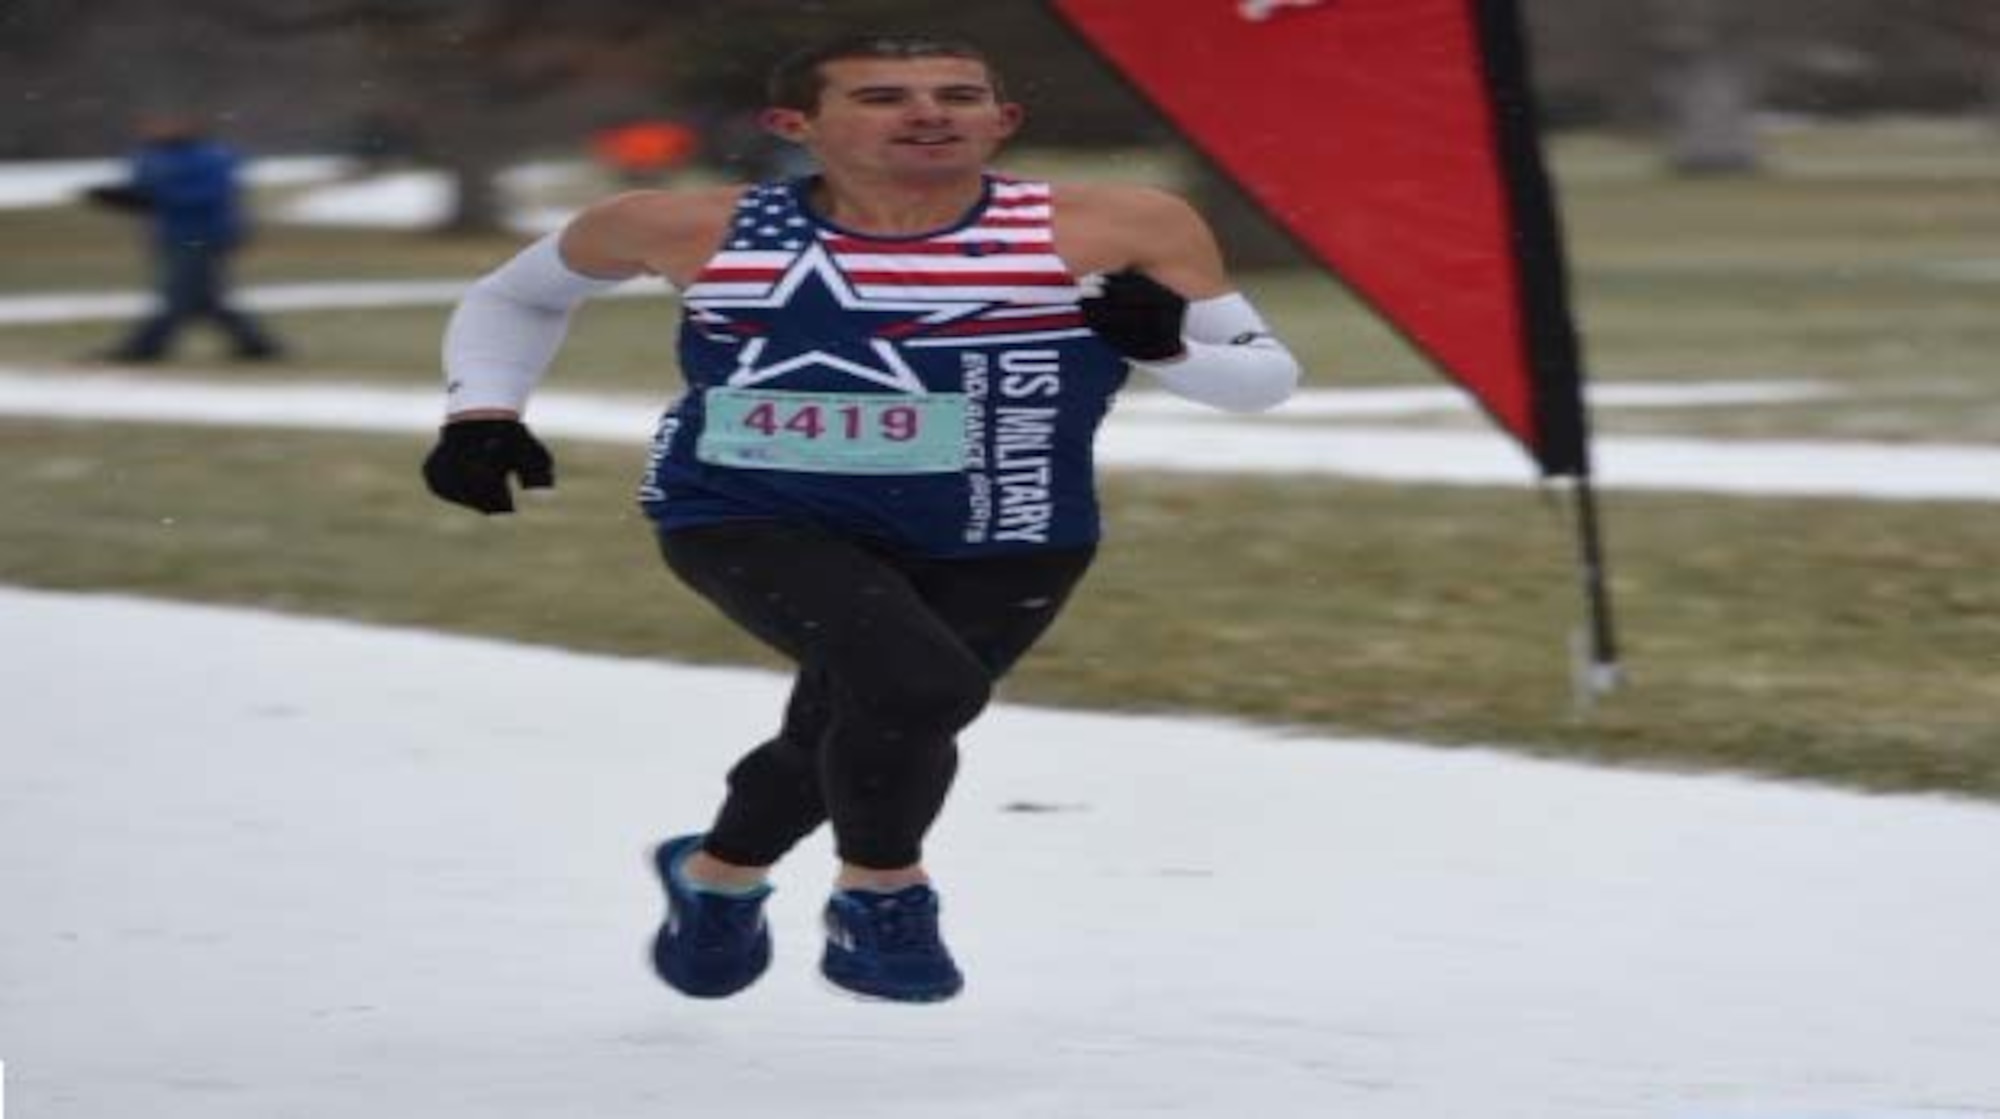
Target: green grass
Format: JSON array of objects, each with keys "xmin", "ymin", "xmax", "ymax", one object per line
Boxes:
[
  {"xmin": 5, "ymin": 119, "xmax": 2000, "ymax": 798},
  {"xmin": 4, "ymin": 419, "xmax": 1997, "ymax": 798}
]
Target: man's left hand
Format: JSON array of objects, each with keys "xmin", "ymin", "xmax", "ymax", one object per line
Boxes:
[
  {"xmin": 1081, "ymin": 270, "xmax": 1188, "ymax": 362},
  {"xmin": 83, "ymin": 184, "xmax": 155, "ymax": 212}
]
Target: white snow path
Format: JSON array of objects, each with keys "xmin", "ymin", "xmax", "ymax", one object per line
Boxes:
[
  {"xmin": 0, "ymin": 156, "xmax": 352, "ymax": 210},
  {"xmin": 0, "ymin": 157, "xmax": 574, "ymax": 233},
  {"xmin": 0, "ymin": 367, "xmax": 1994, "ymax": 501},
  {"xmin": 0, "ymin": 278, "xmax": 660, "ymax": 326},
  {"xmin": 266, "ymin": 168, "xmax": 572, "ymax": 235},
  {"xmin": 1, "ymin": 585, "xmax": 1997, "ymax": 1119}
]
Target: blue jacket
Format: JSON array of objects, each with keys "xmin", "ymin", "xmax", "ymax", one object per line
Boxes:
[{"xmin": 130, "ymin": 139, "xmax": 246, "ymax": 250}]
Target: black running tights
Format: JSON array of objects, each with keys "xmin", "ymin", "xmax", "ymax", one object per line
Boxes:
[{"xmin": 658, "ymin": 520, "xmax": 1095, "ymax": 869}]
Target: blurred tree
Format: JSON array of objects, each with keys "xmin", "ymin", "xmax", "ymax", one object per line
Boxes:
[
  {"xmin": 1648, "ymin": 0, "xmax": 1762, "ymax": 174},
  {"xmin": 1885, "ymin": 0, "xmax": 2000, "ymax": 126},
  {"xmin": 0, "ymin": 0, "xmax": 90, "ymax": 156},
  {"xmin": 12, "ymin": 0, "xmax": 2000, "ymax": 231},
  {"xmin": 0, "ymin": 0, "xmax": 348, "ymax": 159},
  {"xmin": 642, "ymin": 0, "xmax": 1162, "ymax": 156},
  {"xmin": 197, "ymin": 0, "xmax": 1159, "ymax": 230},
  {"xmin": 213, "ymin": 0, "xmax": 687, "ymax": 233}
]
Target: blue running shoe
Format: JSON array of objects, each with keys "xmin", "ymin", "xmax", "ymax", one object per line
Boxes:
[
  {"xmin": 820, "ymin": 884, "xmax": 964, "ymax": 1003},
  {"xmin": 649, "ymin": 834, "xmax": 772, "ymax": 999}
]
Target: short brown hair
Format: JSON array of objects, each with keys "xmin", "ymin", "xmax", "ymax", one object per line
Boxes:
[{"xmin": 766, "ymin": 34, "xmax": 1006, "ymax": 113}]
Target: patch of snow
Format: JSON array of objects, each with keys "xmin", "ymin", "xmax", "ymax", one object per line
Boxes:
[
  {"xmin": 1, "ymin": 585, "xmax": 1996, "ymax": 1118},
  {"xmin": 0, "ymin": 156, "xmax": 352, "ymax": 210},
  {"xmin": 0, "ymin": 370, "xmax": 1991, "ymax": 502}
]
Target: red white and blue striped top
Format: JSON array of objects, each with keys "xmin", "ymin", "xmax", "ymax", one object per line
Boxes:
[{"xmin": 639, "ymin": 175, "xmax": 1130, "ymax": 557}]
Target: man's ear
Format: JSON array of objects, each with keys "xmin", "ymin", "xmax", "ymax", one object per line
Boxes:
[
  {"xmin": 759, "ymin": 107, "xmax": 810, "ymax": 142},
  {"xmin": 996, "ymin": 102, "xmax": 1025, "ymax": 139}
]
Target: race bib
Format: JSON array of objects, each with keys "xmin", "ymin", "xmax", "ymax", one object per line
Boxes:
[{"xmin": 696, "ymin": 388, "xmax": 969, "ymax": 475}]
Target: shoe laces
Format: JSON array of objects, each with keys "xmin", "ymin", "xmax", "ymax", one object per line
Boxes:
[
  {"xmin": 688, "ymin": 890, "xmax": 765, "ymax": 951},
  {"xmin": 856, "ymin": 890, "xmax": 944, "ymax": 957}
]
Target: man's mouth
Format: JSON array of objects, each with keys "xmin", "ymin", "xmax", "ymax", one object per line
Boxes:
[{"xmin": 895, "ymin": 135, "xmax": 961, "ymax": 147}]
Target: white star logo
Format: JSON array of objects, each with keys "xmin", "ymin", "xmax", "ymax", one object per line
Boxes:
[{"xmin": 693, "ymin": 242, "xmax": 989, "ymax": 394}]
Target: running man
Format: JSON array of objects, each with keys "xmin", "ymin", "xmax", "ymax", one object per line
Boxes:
[{"xmin": 423, "ymin": 34, "xmax": 1300, "ymax": 1003}]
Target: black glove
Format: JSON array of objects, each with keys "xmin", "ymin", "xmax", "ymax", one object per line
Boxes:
[
  {"xmin": 83, "ymin": 184, "xmax": 155, "ymax": 212},
  {"xmin": 1081, "ymin": 270, "xmax": 1187, "ymax": 362},
  {"xmin": 422, "ymin": 419, "xmax": 554, "ymax": 514}
]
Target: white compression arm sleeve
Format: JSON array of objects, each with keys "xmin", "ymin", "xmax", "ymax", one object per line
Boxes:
[
  {"xmin": 1135, "ymin": 292, "xmax": 1300, "ymax": 413},
  {"xmin": 441, "ymin": 233, "xmax": 629, "ymax": 415}
]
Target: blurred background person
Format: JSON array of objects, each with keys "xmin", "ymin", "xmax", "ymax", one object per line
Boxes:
[{"xmin": 85, "ymin": 111, "xmax": 284, "ymax": 364}]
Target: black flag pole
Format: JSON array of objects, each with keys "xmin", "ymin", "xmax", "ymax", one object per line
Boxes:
[
  {"xmin": 1475, "ymin": 0, "xmax": 1624, "ymax": 704},
  {"xmin": 1568, "ymin": 475, "xmax": 1623, "ymax": 703}
]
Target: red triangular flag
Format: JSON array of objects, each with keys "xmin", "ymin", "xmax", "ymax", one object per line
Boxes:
[{"xmin": 1048, "ymin": 0, "xmax": 1591, "ymax": 476}]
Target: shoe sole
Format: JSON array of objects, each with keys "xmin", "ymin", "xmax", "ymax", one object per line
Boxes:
[
  {"xmin": 819, "ymin": 945, "xmax": 964, "ymax": 1004},
  {"xmin": 816, "ymin": 969, "xmax": 964, "ymax": 1004}
]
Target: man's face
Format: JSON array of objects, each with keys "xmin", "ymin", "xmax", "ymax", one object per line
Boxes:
[{"xmin": 765, "ymin": 56, "xmax": 1023, "ymax": 178}]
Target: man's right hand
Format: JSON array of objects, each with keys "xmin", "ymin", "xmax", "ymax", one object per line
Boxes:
[{"xmin": 422, "ymin": 418, "xmax": 555, "ymax": 515}]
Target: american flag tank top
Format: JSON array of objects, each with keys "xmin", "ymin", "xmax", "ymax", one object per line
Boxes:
[{"xmin": 639, "ymin": 175, "xmax": 1130, "ymax": 557}]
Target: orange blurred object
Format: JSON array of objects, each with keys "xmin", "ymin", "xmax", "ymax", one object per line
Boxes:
[{"xmin": 591, "ymin": 120, "xmax": 700, "ymax": 180}]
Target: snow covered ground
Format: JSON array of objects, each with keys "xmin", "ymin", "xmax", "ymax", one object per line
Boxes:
[
  {"xmin": 268, "ymin": 167, "xmax": 572, "ymax": 235},
  {"xmin": 3, "ymin": 366, "xmax": 1997, "ymax": 501},
  {"xmin": 0, "ymin": 156, "xmax": 571, "ymax": 234},
  {"xmin": 0, "ymin": 156, "xmax": 352, "ymax": 211},
  {"xmin": 0, "ymin": 279, "xmax": 658, "ymax": 327},
  {"xmin": 2, "ymin": 585, "xmax": 1997, "ymax": 1119}
]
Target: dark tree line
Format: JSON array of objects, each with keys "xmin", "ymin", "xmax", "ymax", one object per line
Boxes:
[{"xmin": 3, "ymin": 0, "xmax": 1996, "ymax": 232}]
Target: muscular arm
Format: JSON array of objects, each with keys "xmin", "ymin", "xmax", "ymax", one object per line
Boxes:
[
  {"xmin": 441, "ymin": 188, "xmax": 742, "ymax": 419},
  {"xmin": 1056, "ymin": 183, "xmax": 1301, "ymax": 412},
  {"xmin": 1053, "ymin": 183, "xmax": 1233, "ymax": 296},
  {"xmin": 558, "ymin": 186, "xmax": 745, "ymax": 285}
]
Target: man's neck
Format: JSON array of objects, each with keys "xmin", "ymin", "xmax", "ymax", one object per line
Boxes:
[{"xmin": 809, "ymin": 172, "xmax": 987, "ymax": 237}]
